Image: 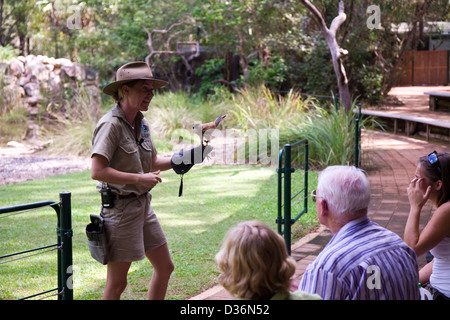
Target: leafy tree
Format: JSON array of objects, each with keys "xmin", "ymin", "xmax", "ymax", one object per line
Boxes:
[{"xmin": 2, "ymin": 0, "xmax": 449, "ymax": 103}]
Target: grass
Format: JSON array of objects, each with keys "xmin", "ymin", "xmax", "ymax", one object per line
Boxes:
[{"xmin": 0, "ymin": 165, "xmax": 318, "ymax": 300}]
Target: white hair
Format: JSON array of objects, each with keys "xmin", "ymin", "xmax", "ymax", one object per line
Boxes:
[{"xmin": 317, "ymin": 165, "xmax": 370, "ymax": 217}]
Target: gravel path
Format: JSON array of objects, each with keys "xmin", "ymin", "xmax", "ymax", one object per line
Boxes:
[{"xmin": 0, "ymin": 145, "xmax": 90, "ymax": 186}]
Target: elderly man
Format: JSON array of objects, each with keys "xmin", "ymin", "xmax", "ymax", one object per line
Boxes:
[{"xmin": 298, "ymin": 165, "xmax": 420, "ymax": 300}]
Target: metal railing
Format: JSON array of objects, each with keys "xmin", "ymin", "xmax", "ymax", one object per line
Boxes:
[
  {"xmin": 0, "ymin": 192, "xmax": 73, "ymax": 300},
  {"xmin": 276, "ymin": 139, "xmax": 308, "ymax": 255},
  {"xmin": 354, "ymin": 103, "xmax": 362, "ymax": 168}
]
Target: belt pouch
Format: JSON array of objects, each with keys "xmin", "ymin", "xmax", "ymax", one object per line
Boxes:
[{"xmin": 86, "ymin": 214, "xmax": 108, "ymax": 265}]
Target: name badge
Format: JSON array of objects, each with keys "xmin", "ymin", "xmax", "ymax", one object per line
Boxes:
[{"xmin": 142, "ymin": 125, "xmax": 150, "ymax": 138}]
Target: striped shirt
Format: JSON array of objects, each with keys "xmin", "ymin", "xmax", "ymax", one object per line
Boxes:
[{"xmin": 298, "ymin": 217, "xmax": 420, "ymax": 300}]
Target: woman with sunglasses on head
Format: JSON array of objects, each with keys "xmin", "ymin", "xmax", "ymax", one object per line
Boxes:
[{"xmin": 405, "ymin": 151, "xmax": 450, "ymax": 300}]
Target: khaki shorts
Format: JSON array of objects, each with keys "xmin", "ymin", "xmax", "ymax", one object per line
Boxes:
[{"xmin": 101, "ymin": 193, "xmax": 167, "ymax": 262}]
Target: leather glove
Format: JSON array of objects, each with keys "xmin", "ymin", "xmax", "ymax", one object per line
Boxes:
[
  {"xmin": 171, "ymin": 144, "xmax": 213, "ymax": 196},
  {"xmin": 171, "ymin": 144, "xmax": 213, "ymax": 175}
]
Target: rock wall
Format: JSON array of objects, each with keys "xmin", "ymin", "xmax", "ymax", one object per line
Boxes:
[{"xmin": 0, "ymin": 55, "xmax": 100, "ymax": 117}]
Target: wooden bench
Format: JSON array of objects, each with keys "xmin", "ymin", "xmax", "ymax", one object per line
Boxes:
[
  {"xmin": 424, "ymin": 91, "xmax": 450, "ymax": 111},
  {"xmin": 358, "ymin": 109, "xmax": 450, "ymax": 144}
]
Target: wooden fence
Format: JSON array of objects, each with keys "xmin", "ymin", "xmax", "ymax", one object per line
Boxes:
[{"xmin": 395, "ymin": 50, "xmax": 450, "ymax": 86}]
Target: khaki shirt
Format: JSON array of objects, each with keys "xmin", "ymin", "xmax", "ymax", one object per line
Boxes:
[{"xmin": 91, "ymin": 104, "xmax": 157, "ymax": 195}]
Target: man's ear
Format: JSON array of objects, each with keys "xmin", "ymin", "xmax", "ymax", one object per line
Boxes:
[
  {"xmin": 320, "ymin": 198, "xmax": 328, "ymax": 211},
  {"xmin": 316, "ymin": 199, "xmax": 329, "ymax": 218},
  {"xmin": 317, "ymin": 199, "xmax": 329, "ymax": 223}
]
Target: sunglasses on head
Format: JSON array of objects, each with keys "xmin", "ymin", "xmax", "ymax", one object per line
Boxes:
[{"xmin": 428, "ymin": 150, "xmax": 442, "ymax": 176}]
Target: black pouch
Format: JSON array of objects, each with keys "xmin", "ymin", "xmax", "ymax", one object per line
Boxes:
[
  {"xmin": 86, "ymin": 214, "xmax": 108, "ymax": 265},
  {"xmin": 101, "ymin": 187, "xmax": 114, "ymax": 208}
]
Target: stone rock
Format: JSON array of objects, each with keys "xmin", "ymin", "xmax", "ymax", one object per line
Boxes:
[
  {"xmin": 6, "ymin": 141, "xmax": 26, "ymax": 148},
  {"xmin": 26, "ymin": 96, "xmax": 42, "ymax": 106},
  {"xmin": 23, "ymin": 81, "xmax": 40, "ymax": 97},
  {"xmin": 54, "ymin": 58, "xmax": 73, "ymax": 68},
  {"xmin": 18, "ymin": 75, "xmax": 31, "ymax": 87},
  {"xmin": 7, "ymin": 57, "xmax": 25, "ymax": 78},
  {"xmin": 1, "ymin": 54, "xmax": 100, "ymax": 119}
]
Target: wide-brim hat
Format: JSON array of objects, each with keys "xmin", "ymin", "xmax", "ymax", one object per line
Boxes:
[{"xmin": 102, "ymin": 61, "xmax": 168, "ymax": 96}]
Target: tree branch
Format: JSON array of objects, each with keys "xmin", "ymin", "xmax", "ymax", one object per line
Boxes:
[
  {"xmin": 143, "ymin": 20, "xmax": 198, "ymax": 76},
  {"xmin": 143, "ymin": 25, "xmax": 154, "ymax": 53},
  {"xmin": 300, "ymin": 0, "xmax": 328, "ymax": 31},
  {"xmin": 329, "ymin": 1, "xmax": 346, "ymax": 36},
  {"xmin": 143, "ymin": 20, "xmax": 195, "ymax": 56},
  {"xmin": 246, "ymin": 51, "xmax": 258, "ymax": 61},
  {"xmin": 300, "ymin": 0, "xmax": 351, "ymax": 110}
]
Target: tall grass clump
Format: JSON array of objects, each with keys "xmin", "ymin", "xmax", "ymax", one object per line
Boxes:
[
  {"xmin": 230, "ymin": 86, "xmax": 375, "ymax": 169},
  {"xmin": 148, "ymin": 90, "xmax": 232, "ymax": 152},
  {"xmin": 301, "ymin": 104, "xmax": 357, "ymax": 167},
  {"xmin": 282, "ymin": 101, "xmax": 375, "ymax": 169},
  {"xmin": 231, "ymin": 85, "xmax": 311, "ymax": 131},
  {"xmin": 148, "ymin": 91, "xmax": 197, "ymax": 138},
  {"xmin": 150, "ymin": 90, "xmax": 231, "ymax": 134},
  {"xmin": 229, "ymin": 85, "xmax": 312, "ymax": 165}
]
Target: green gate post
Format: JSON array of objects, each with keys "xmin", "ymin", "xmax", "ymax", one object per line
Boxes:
[
  {"xmin": 283, "ymin": 144, "xmax": 293, "ymax": 255},
  {"xmin": 304, "ymin": 140, "xmax": 309, "ymax": 216},
  {"xmin": 58, "ymin": 191, "xmax": 73, "ymax": 300},
  {"xmin": 276, "ymin": 140, "xmax": 308, "ymax": 255},
  {"xmin": 354, "ymin": 103, "xmax": 362, "ymax": 168},
  {"xmin": 277, "ymin": 149, "xmax": 283, "ymax": 235}
]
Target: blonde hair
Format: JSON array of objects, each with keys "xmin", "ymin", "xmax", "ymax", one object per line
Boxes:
[
  {"xmin": 113, "ymin": 86, "xmax": 125, "ymax": 102},
  {"xmin": 112, "ymin": 80, "xmax": 141, "ymax": 102},
  {"xmin": 215, "ymin": 221, "xmax": 295, "ymax": 300}
]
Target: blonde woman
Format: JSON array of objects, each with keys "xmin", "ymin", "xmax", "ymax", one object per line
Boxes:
[
  {"xmin": 215, "ymin": 221, "xmax": 321, "ymax": 300},
  {"xmin": 92, "ymin": 62, "xmax": 210, "ymax": 299}
]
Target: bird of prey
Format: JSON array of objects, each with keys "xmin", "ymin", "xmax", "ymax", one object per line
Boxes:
[{"xmin": 193, "ymin": 114, "xmax": 227, "ymax": 145}]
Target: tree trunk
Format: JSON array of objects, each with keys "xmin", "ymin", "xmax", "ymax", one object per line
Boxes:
[
  {"xmin": 0, "ymin": 0, "xmax": 4, "ymax": 46},
  {"xmin": 51, "ymin": 0, "xmax": 59, "ymax": 58},
  {"xmin": 301, "ymin": 0, "xmax": 352, "ymax": 111},
  {"xmin": 326, "ymin": 32, "xmax": 352, "ymax": 110}
]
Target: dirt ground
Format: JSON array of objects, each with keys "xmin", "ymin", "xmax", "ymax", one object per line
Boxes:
[
  {"xmin": 1, "ymin": 85, "xmax": 449, "ymax": 186},
  {"xmin": 0, "ymin": 144, "xmax": 90, "ymax": 186}
]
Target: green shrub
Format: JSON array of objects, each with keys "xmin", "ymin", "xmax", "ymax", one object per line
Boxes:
[
  {"xmin": 194, "ymin": 58, "xmax": 225, "ymax": 98},
  {"xmin": 247, "ymin": 56, "xmax": 289, "ymax": 90}
]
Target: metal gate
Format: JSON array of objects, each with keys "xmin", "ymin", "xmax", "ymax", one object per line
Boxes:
[
  {"xmin": 0, "ymin": 192, "xmax": 73, "ymax": 300},
  {"xmin": 276, "ymin": 139, "xmax": 308, "ymax": 255}
]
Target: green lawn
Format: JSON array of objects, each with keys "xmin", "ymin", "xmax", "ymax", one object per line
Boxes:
[{"xmin": 0, "ymin": 165, "xmax": 318, "ymax": 300}]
